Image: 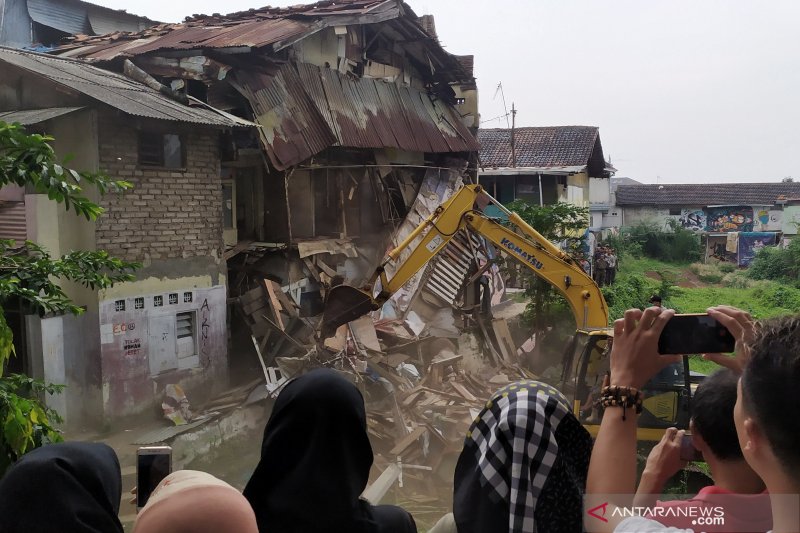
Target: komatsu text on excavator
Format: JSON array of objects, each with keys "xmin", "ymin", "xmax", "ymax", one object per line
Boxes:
[{"xmin": 320, "ymin": 184, "xmax": 691, "ymax": 440}]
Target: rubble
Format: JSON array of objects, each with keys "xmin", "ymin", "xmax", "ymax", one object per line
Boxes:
[{"xmin": 227, "ymin": 276, "xmax": 535, "ymax": 518}]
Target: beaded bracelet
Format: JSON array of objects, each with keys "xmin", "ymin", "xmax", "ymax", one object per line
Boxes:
[{"xmin": 599, "ymin": 385, "xmax": 643, "ymax": 421}]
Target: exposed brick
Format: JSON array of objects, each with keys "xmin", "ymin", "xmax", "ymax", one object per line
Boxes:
[{"xmin": 94, "ymin": 115, "xmax": 224, "ymax": 262}]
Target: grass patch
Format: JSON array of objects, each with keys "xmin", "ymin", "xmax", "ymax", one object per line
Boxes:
[{"xmin": 688, "ymin": 355, "xmax": 720, "ymax": 375}]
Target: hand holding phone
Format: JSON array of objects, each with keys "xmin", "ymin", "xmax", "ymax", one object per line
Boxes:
[
  {"xmin": 658, "ymin": 313, "xmax": 735, "ymax": 355},
  {"xmin": 136, "ymin": 446, "xmax": 172, "ymax": 510},
  {"xmin": 680, "ymin": 433, "xmax": 704, "ymax": 462}
]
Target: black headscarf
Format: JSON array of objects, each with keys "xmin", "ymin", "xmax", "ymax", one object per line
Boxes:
[
  {"xmin": 244, "ymin": 368, "xmax": 416, "ymax": 533},
  {"xmin": 453, "ymin": 380, "xmax": 593, "ymax": 533},
  {"xmin": 0, "ymin": 441, "xmax": 123, "ymax": 533}
]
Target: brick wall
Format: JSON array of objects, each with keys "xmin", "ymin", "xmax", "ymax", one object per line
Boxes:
[{"xmin": 95, "ymin": 113, "xmax": 223, "ymax": 263}]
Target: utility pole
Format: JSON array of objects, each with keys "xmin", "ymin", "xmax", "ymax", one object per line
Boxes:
[{"xmin": 510, "ymin": 102, "xmax": 517, "ymax": 168}]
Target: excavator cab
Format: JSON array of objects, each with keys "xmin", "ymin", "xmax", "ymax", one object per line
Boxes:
[{"xmin": 560, "ymin": 330, "xmax": 692, "ymax": 440}]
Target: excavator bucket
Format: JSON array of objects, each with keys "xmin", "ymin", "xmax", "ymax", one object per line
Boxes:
[{"xmin": 319, "ymin": 285, "xmax": 378, "ymax": 340}]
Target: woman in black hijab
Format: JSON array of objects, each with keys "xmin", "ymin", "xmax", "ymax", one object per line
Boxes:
[
  {"xmin": 448, "ymin": 380, "xmax": 593, "ymax": 533},
  {"xmin": 0, "ymin": 441, "xmax": 123, "ymax": 533},
  {"xmin": 244, "ymin": 368, "xmax": 417, "ymax": 533}
]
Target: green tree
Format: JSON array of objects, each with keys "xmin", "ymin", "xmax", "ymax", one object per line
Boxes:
[
  {"xmin": 504, "ymin": 200, "xmax": 589, "ymax": 332},
  {"xmin": 0, "ymin": 121, "xmax": 138, "ymax": 475}
]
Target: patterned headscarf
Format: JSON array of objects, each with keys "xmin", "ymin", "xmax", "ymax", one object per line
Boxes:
[{"xmin": 453, "ymin": 380, "xmax": 593, "ymax": 533}]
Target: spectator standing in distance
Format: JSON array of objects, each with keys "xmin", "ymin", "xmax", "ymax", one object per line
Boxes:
[
  {"xmin": 595, "ymin": 248, "xmax": 608, "ymax": 287},
  {"xmin": 606, "ymin": 249, "xmax": 618, "ymax": 285},
  {"xmin": 649, "ymin": 294, "xmax": 663, "ymax": 307}
]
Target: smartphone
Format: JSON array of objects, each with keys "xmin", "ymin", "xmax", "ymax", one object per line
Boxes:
[
  {"xmin": 136, "ymin": 446, "xmax": 172, "ymax": 510},
  {"xmin": 658, "ymin": 313, "xmax": 735, "ymax": 355},
  {"xmin": 680, "ymin": 433, "xmax": 704, "ymax": 462}
]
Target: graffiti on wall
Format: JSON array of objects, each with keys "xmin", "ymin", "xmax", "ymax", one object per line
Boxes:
[
  {"xmin": 738, "ymin": 232, "xmax": 777, "ymax": 266},
  {"xmin": 200, "ymin": 298, "xmax": 211, "ymax": 365},
  {"xmin": 680, "ymin": 209, "xmax": 707, "ymax": 232},
  {"xmin": 705, "ymin": 206, "xmax": 754, "ymax": 232},
  {"xmin": 123, "ymin": 338, "xmax": 142, "ymax": 357}
]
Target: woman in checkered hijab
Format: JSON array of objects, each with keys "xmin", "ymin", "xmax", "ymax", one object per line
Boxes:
[{"xmin": 451, "ymin": 380, "xmax": 593, "ymax": 533}]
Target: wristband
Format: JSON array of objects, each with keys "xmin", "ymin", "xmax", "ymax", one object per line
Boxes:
[{"xmin": 599, "ymin": 385, "xmax": 643, "ymax": 421}]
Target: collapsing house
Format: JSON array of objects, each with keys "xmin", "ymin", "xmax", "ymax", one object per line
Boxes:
[{"xmin": 54, "ymin": 1, "xmax": 483, "ymax": 384}]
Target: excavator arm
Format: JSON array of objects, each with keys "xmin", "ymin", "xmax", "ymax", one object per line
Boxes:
[{"xmin": 320, "ymin": 184, "xmax": 608, "ymax": 337}]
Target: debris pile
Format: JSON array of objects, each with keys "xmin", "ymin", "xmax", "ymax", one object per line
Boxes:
[{"xmin": 231, "ymin": 277, "xmax": 533, "ymax": 521}]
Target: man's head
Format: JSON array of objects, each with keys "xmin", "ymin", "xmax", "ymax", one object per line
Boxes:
[
  {"xmin": 736, "ymin": 315, "xmax": 800, "ymax": 482},
  {"xmin": 649, "ymin": 295, "xmax": 662, "ymax": 307},
  {"xmin": 690, "ymin": 369, "xmax": 743, "ymax": 462}
]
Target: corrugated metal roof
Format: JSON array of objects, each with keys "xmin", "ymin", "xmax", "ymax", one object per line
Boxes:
[
  {"xmin": 0, "ymin": 47, "xmax": 254, "ymax": 128},
  {"xmin": 0, "ymin": 107, "xmax": 84, "ymax": 125},
  {"xmin": 87, "ymin": 6, "xmax": 152, "ymax": 35},
  {"xmin": 238, "ymin": 62, "xmax": 478, "ymax": 169},
  {"xmin": 27, "ymin": 0, "xmax": 91, "ymax": 35}
]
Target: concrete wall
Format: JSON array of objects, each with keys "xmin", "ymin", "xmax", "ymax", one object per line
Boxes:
[{"xmin": 590, "ymin": 177, "xmax": 611, "ymax": 205}]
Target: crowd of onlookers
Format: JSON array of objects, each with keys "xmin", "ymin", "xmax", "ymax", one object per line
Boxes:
[
  {"xmin": 593, "ymin": 246, "xmax": 619, "ymax": 287},
  {"xmin": 0, "ymin": 305, "xmax": 798, "ymax": 533}
]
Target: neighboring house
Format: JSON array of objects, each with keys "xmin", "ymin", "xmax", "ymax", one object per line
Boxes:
[
  {"xmin": 53, "ymin": 1, "xmax": 481, "ymax": 336},
  {"xmin": 615, "ymin": 182, "xmax": 800, "ymax": 265},
  {"xmin": 0, "ymin": 0, "xmax": 155, "ymax": 49},
  {"xmin": 477, "ymin": 126, "xmax": 615, "ymax": 223},
  {"xmin": 0, "ymin": 47, "xmax": 254, "ymax": 426}
]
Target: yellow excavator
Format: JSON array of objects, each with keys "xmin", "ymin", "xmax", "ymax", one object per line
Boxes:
[{"xmin": 320, "ymin": 184, "xmax": 690, "ymax": 440}]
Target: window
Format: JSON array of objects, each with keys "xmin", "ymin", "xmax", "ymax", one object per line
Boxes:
[
  {"xmin": 669, "ymin": 208, "xmax": 682, "ymax": 216},
  {"xmin": 115, "ymin": 300, "xmax": 126, "ymax": 312},
  {"xmin": 154, "ymin": 295, "xmax": 163, "ymax": 307},
  {"xmin": 169, "ymin": 293, "xmax": 178, "ymax": 305},
  {"xmin": 175, "ymin": 311, "xmax": 197, "ymax": 362},
  {"xmin": 138, "ymin": 132, "xmax": 185, "ymax": 168},
  {"xmin": 134, "ymin": 297, "xmax": 144, "ymax": 310},
  {"xmin": 183, "ymin": 292, "xmax": 193, "ymax": 303}
]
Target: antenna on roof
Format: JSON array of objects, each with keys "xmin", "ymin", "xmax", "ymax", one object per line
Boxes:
[{"xmin": 493, "ymin": 82, "xmax": 511, "ymax": 130}]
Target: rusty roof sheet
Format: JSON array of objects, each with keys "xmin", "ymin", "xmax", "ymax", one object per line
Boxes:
[
  {"xmin": 0, "ymin": 47, "xmax": 253, "ymax": 128},
  {"xmin": 57, "ymin": 0, "xmax": 396, "ymax": 61},
  {"xmin": 58, "ymin": 18, "xmax": 314, "ymax": 61},
  {"xmin": 237, "ymin": 62, "xmax": 478, "ymax": 169}
]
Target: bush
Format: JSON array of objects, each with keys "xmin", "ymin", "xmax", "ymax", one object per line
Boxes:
[
  {"xmin": 748, "ymin": 239, "xmax": 800, "ymax": 284},
  {"xmin": 718, "ymin": 262, "xmax": 736, "ymax": 274},
  {"xmin": 613, "ymin": 221, "xmax": 702, "ymax": 264},
  {"xmin": 689, "ymin": 263, "xmax": 724, "ymax": 284},
  {"xmin": 722, "ymin": 271, "xmax": 753, "ymax": 289}
]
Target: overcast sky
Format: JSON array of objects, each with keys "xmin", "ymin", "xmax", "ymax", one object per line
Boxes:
[{"xmin": 92, "ymin": 0, "xmax": 800, "ymax": 184}]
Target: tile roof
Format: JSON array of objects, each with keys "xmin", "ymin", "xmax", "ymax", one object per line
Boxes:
[
  {"xmin": 478, "ymin": 126, "xmax": 601, "ymax": 169},
  {"xmin": 0, "ymin": 47, "xmax": 253, "ymax": 128},
  {"xmin": 615, "ymin": 183, "xmax": 800, "ymax": 206}
]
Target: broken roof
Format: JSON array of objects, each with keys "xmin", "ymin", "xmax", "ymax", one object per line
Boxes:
[
  {"xmin": 27, "ymin": 0, "xmax": 156, "ymax": 37},
  {"xmin": 478, "ymin": 126, "xmax": 607, "ymax": 175},
  {"xmin": 0, "ymin": 47, "xmax": 253, "ymax": 128},
  {"xmin": 237, "ymin": 61, "xmax": 479, "ymax": 169},
  {"xmin": 55, "ymin": 0, "xmax": 470, "ymax": 82},
  {"xmin": 615, "ymin": 183, "xmax": 800, "ymax": 206}
]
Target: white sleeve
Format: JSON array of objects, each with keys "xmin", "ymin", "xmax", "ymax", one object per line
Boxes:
[{"xmin": 614, "ymin": 516, "xmax": 695, "ymax": 533}]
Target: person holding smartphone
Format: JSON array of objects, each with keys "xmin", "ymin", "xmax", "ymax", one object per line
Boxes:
[
  {"xmin": 585, "ymin": 305, "xmax": 800, "ymax": 533},
  {"xmin": 633, "ymin": 369, "xmax": 771, "ymax": 532}
]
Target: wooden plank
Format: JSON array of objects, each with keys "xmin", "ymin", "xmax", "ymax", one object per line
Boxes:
[
  {"xmin": 361, "ymin": 464, "xmax": 401, "ymax": 505},
  {"xmin": 349, "ymin": 316, "xmax": 381, "ymax": 352},
  {"xmin": 315, "ymin": 257, "xmax": 339, "ymax": 277},
  {"xmin": 270, "ymin": 280, "xmax": 299, "ymax": 318},
  {"xmin": 261, "ymin": 314, "xmax": 307, "ymax": 352},
  {"xmin": 302, "ymin": 257, "xmax": 322, "ymax": 282},
  {"xmin": 241, "ymin": 298, "xmax": 268, "ymax": 317},
  {"xmin": 223, "ymin": 240, "xmax": 254, "ymax": 260},
  {"xmin": 263, "ymin": 279, "xmax": 285, "ymax": 330},
  {"xmin": 450, "ymin": 381, "xmax": 478, "ymax": 402},
  {"xmin": 388, "ymin": 426, "xmax": 427, "ymax": 456},
  {"xmin": 491, "ymin": 318, "xmax": 517, "ymax": 365}
]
